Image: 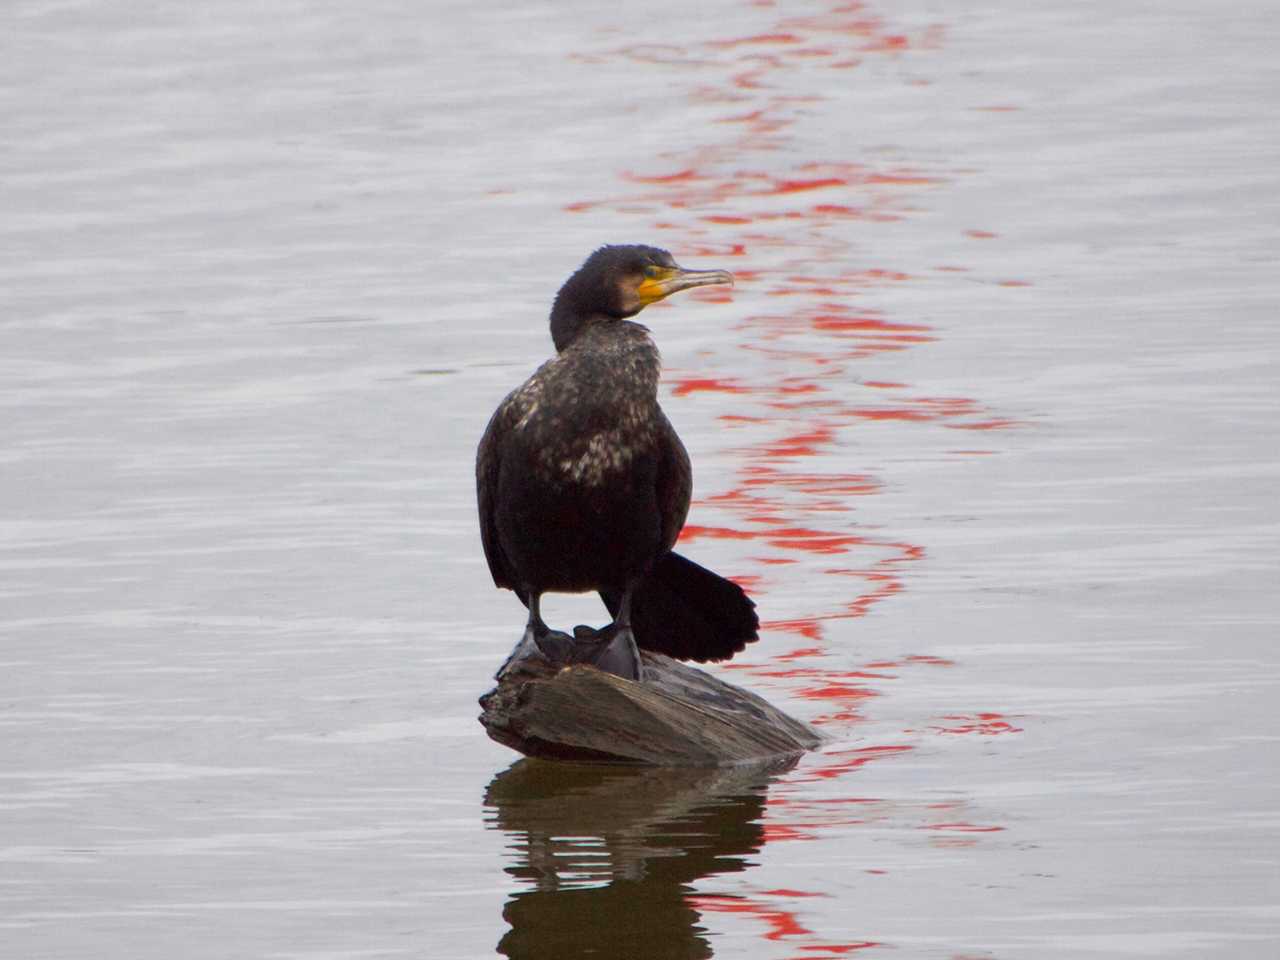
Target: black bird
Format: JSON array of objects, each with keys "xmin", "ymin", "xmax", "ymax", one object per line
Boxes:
[{"xmin": 476, "ymin": 244, "xmax": 759, "ymax": 681}]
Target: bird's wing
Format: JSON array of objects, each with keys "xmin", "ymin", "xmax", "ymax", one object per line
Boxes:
[
  {"xmin": 655, "ymin": 412, "xmax": 692, "ymax": 552},
  {"xmin": 475, "ymin": 394, "xmax": 519, "ymax": 592}
]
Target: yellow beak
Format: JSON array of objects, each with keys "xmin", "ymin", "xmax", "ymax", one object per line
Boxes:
[{"xmin": 637, "ymin": 266, "xmax": 734, "ymax": 305}]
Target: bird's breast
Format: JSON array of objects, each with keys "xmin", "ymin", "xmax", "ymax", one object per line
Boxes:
[
  {"xmin": 504, "ymin": 323, "xmax": 666, "ymax": 488},
  {"xmin": 539, "ymin": 421, "xmax": 658, "ymax": 488}
]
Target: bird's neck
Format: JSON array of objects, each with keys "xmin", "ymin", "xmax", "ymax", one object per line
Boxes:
[
  {"xmin": 550, "ymin": 283, "xmax": 645, "ymax": 351},
  {"xmin": 550, "ymin": 302, "xmax": 604, "ymax": 352}
]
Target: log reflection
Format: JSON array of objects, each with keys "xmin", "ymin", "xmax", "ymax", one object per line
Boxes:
[{"xmin": 484, "ymin": 758, "xmax": 792, "ymax": 958}]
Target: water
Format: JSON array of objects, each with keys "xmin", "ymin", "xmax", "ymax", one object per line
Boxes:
[{"xmin": 3, "ymin": 0, "xmax": 1278, "ymax": 957}]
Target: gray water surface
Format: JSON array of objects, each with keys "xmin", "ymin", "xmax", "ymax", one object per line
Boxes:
[{"xmin": 3, "ymin": 1, "xmax": 1279, "ymax": 957}]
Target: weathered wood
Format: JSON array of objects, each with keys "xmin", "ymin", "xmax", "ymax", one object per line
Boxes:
[{"xmin": 479, "ymin": 629, "xmax": 822, "ymax": 766}]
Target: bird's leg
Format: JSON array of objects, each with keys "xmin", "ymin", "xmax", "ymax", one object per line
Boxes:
[
  {"xmin": 495, "ymin": 591, "xmax": 552, "ymax": 679},
  {"xmin": 525, "ymin": 591, "xmax": 550, "ymax": 638},
  {"xmin": 590, "ymin": 579, "xmax": 643, "ymax": 682}
]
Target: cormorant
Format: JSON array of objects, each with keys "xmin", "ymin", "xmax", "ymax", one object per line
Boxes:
[{"xmin": 476, "ymin": 244, "xmax": 759, "ymax": 681}]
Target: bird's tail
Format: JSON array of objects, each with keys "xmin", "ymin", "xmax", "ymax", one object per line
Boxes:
[{"xmin": 600, "ymin": 551, "xmax": 759, "ymax": 663}]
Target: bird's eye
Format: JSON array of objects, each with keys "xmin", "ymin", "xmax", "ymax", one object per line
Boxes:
[{"xmin": 644, "ymin": 264, "xmax": 661, "ymax": 278}]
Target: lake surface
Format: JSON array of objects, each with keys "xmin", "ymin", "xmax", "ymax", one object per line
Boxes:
[{"xmin": 3, "ymin": 0, "xmax": 1278, "ymax": 957}]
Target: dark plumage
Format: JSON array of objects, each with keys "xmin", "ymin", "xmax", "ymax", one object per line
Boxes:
[{"xmin": 476, "ymin": 244, "xmax": 759, "ymax": 680}]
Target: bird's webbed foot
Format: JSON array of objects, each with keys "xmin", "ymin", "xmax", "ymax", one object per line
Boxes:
[
  {"xmin": 494, "ymin": 622, "xmax": 551, "ymax": 680},
  {"xmin": 496, "ymin": 591, "xmax": 559, "ymax": 680},
  {"xmin": 582, "ymin": 622, "xmax": 644, "ymax": 682},
  {"xmin": 494, "ymin": 585, "xmax": 646, "ymax": 682}
]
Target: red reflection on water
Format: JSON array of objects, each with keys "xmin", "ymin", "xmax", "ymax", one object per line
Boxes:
[
  {"xmin": 811, "ymin": 315, "xmax": 927, "ymax": 332},
  {"xmin": 689, "ymin": 894, "xmax": 883, "ymax": 952},
  {"xmin": 765, "ymin": 177, "xmax": 849, "ymax": 194},
  {"xmin": 798, "ymin": 681, "xmax": 876, "ymax": 699},
  {"xmin": 558, "ymin": 4, "xmax": 1020, "ymax": 951},
  {"xmin": 797, "ymin": 945, "xmax": 885, "ymax": 955},
  {"xmin": 688, "ymin": 288, "xmax": 736, "ymax": 303},
  {"xmin": 681, "ymin": 241, "xmax": 748, "ymax": 257},
  {"xmin": 762, "ymin": 888, "xmax": 828, "ymax": 898},
  {"xmin": 719, "ymin": 107, "xmax": 769, "ymax": 124},
  {"xmin": 848, "ymin": 407, "xmax": 931, "ymax": 422},
  {"xmin": 609, "ymin": 43, "xmax": 716, "ymax": 67},
  {"xmin": 680, "ymin": 521, "xmax": 877, "ymax": 558},
  {"xmin": 679, "ymin": 524, "xmax": 756, "ymax": 542},
  {"xmin": 710, "ymin": 32, "xmax": 806, "ymax": 49},
  {"xmin": 762, "ymin": 822, "xmax": 820, "ymax": 842},
  {"xmin": 863, "ymin": 35, "xmax": 908, "ymax": 53},
  {"xmin": 765, "ymin": 618, "xmax": 824, "ymax": 641},
  {"xmin": 779, "ymin": 5, "xmax": 884, "ymax": 37},
  {"xmin": 688, "ymin": 894, "xmax": 811, "ymax": 940},
  {"xmin": 621, "ymin": 168, "xmax": 702, "ymax": 184},
  {"xmin": 759, "ymin": 425, "xmax": 836, "ymax": 458},
  {"xmin": 867, "ymin": 172, "xmax": 939, "ymax": 185},
  {"xmin": 800, "ymin": 683, "xmax": 877, "ymax": 725},
  {"xmin": 929, "ymin": 713, "xmax": 1023, "ymax": 735},
  {"xmin": 768, "ymin": 531, "xmax": 864, "ymax": 553},
  {"xmin": 777, "ymin": 646, "xmax": 824, "ymax": 661},
  {"xmin": 945, "ymin": 418, "xmax": 1019, "ymax": 430},
  {"xmin": 791, "ymin": 745, "xmax": 914, "ymax": 783},
  {"xmin": 670, "ymin": 377, "xmax": 751, "ymax": 397},
  {"xmin": 749, "ymin": 471, "xmax": 880, "ymax": 495},
  {"xmin": 810, "ymin": 203, "xmax": 866, "ymax": 217}
]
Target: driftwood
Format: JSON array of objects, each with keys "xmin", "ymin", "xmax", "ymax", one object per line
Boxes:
[{"xmin": 479, "ymin": 627, "xmax": 821, "ymax": 766}]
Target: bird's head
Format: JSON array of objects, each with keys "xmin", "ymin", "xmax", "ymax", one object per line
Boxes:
[{"xmin": 551, "ymin": 244, "xmax": 733, "ymax": 351}]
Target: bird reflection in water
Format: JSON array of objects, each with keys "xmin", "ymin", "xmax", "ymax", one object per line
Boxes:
[{"xmin": 484, "ymin": 758, "xmax": 793, "ymax": 958}]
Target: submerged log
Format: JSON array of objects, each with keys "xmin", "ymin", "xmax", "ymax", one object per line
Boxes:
[{"xmin": 479, "ymin": 627, "xmax": 822, "ymax": 766}]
